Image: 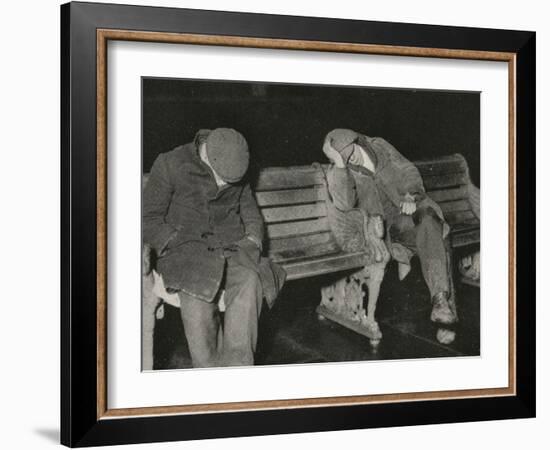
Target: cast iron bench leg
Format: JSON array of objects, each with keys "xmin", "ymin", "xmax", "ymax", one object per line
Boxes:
[{"xmin": 318, "ymin": 260, "xmax": 387, "ymax": 347}]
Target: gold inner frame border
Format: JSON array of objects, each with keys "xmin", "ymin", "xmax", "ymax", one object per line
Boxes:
[{"xmin": 95, "ymin": 28, "xmax": 517, "ymax": 420}]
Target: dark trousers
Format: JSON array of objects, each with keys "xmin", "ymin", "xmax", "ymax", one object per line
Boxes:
[
  {"xmin": 178, "ymin": 256, "xmax": 262, "ymax": 368},
  {"xmin": 391, "ymin": 214, "xmax": 450, "ymax": 298}
]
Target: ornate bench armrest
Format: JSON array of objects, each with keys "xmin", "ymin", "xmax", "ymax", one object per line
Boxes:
[{"xmin": 325, "ymin": 199, "xmax": 389, "ymax": 265}]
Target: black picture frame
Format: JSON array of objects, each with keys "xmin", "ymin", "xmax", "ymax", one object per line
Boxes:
[{"xmin": 61, "ymin": 1, "xmax": 535, "ymax": 447}]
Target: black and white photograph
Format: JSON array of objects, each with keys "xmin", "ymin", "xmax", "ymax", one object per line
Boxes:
[{"xmin": 141, "ymin": 77, "xmax": 481, "ymax": 370}]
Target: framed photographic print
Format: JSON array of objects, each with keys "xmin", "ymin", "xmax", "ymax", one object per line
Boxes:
[{"xmin": 60, "ymin": 1, "xmax": 535, "ymax": 447}]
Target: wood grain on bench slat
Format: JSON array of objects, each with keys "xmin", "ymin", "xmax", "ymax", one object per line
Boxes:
[
  {"xmin": 261, "ymin": 203, "xmax": 327, "ymax": 223},
  {"xmin": 416, "ymin": 155, "xmax": 468, "ymax": 177},
  {"xmin": 426, "ymin": 185, "xmax": 469, "ymax": 203},
  {"xmin": 254, "ymin": 167, "xmax": 324, "ymax": 191},
  {"xmin": 443, "ymin": 210, "xmax": 477, "ymax": 224},
  {"xmin": 451, "ymin": 218, "xmax": 480, "ymax": 231},
  {"xmin": 270, "ymin": 241, "xmax": 341, "ymax": 263},
  {"xmin": 451, "ymin": 228, "xmax": 480, "ymax": 247},
  {"xmin": 422, "ymin": 172, "xmax": 469, "ymax": 190},
  {"xmin": 266, "ymin": 217, "xmax": 330, "ymax": 239},
  {"xmin": 281, "ymin": 251, "xmax": 368, "ymax": 281},
  {"xmin": 415, "ymin": 153, "xmax": 465, "ymax": 164},
  {"xmin": 268, "ymin": 231, "xmax": 334, "ymax": 252},
  {"xmin": 439, "ymin": 199, "xmax": 472, "ymax": 214},
  {"xmin": 255, "ymin": 186, "xmax": 325, "ymax": 207}
]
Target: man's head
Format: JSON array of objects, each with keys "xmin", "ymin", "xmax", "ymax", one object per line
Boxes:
[
  {"xmin": 197, "ymin": 128, "xmax": 250, "ymax": 184},
  {"xmin": 324, "ymin": 128, "xmax": 364, "ymax": 166}
]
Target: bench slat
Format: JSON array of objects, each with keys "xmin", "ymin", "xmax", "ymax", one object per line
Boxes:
[
  {"xmin": 268, "ymin": 231, "xmax": 334, "ymax": 252},
  {"xmin": 451, "ymin": 218, "xmax": 480, "ymax": 231},
  {"xmin": 261, "ymin": 203, "xmax": 327, "ymax": 223},
  {"xmin": 416, "ymin": 155, "xmax": 468, "ymax": 177},
  {"xmin": 422, "ymin": 172, "xmax": 469, "ymax": 190},
  {"xmin": 451, "ymin": 228, "xmax": 480, "ymax": 247},
  {"xmin": 266, "ymin": 217, "xmax": 331, "ymax": 239},
  {"xmin": 270, "ymin": 241, "xmax": 341, "ymax": 263},
  {"xmin": 281, "ymin": 251, "xmax": 368, "ymax": 281},
  {"xmin": 255, "ymin": 186, "xmax": 325, "ymax": 207},
  {"xmin": 255, "ymin": 167, "xmax": 324, "ymax": 191},
  {"xmin": 444, "ymin": 210, "xmax": 477, "ymax": 224},
  {"xmin": 427, "ymin": 186, "xmax": 469, "ymax": 203},
  {"xmin": 440, "ymin": 199, "xmax": 472, "ymax": 214}
]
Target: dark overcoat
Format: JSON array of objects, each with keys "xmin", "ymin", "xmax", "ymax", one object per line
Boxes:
[{"xmin": 143, "ymin": 142, "xmax": 265, "ymax": 302}]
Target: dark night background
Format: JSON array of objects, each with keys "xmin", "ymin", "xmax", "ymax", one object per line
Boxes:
[{"xmin": 142, "ymin": 78, "xmax": 480, "ymax": 186}]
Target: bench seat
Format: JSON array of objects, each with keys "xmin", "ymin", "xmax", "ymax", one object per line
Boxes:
[{"xmin": 276, "ymin": 250, "xmax": 371, "ymax": 281}]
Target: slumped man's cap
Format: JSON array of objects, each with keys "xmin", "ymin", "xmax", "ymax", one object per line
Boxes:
[
  {"xmin": 205, "ymin": 128, "xmax": 249, "ymax": 183},
  {"xmin": 326, "ymin": 128, "xmax": 359, "ymax": 161}
]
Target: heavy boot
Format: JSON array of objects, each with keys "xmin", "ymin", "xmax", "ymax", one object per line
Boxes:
[{"xmin": 431, "ymin": 291, "xmax": 457, "ymax": 325}]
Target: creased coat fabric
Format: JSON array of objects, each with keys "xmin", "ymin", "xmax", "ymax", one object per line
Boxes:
[
  {"xmin": 143, "ymin": 142, "xmax": 266, "ymax": 302},
  {"xmin": 327, "ymin": 134, "xmax": 449, "ymax": 274}
]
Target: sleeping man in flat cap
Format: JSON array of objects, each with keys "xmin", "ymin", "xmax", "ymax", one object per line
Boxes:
[
  {"xmin": 322, "ymin": 129, "xmax": 457, "ymax": 329},
  {"xmin": 143, "ymin": 128, "xmax": 285, "ymax": 367}
]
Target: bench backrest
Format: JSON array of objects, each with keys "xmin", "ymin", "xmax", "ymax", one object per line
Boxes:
[
  {"xmin": 252, "ymin": 165, "xmax": 339, "ymax": 264},
  {"xmin": 415, "ymin": 153, "xmax": 479, "ymax": 246}
]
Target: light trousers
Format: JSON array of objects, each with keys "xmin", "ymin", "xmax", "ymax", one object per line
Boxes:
[{"xmin": 178, "ymin": 256, "xmax": 262, "ymax": 368}]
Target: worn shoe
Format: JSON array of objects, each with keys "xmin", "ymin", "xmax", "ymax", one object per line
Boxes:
[{"xmin": 430, "ymin": 291, "xmax": 457, "ymax": 325}]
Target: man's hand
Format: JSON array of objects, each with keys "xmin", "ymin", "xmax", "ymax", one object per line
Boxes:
[
  {"xmin": 400, "ymin": 193, "xmax": 417, "ymax": 215},
  {"xmin": 323, "ymin": 140, "xmax": 346, "ymax": 168},
  {"xmin": 234, "ymin": 236, "xmax": 261, "ymax": 268}
]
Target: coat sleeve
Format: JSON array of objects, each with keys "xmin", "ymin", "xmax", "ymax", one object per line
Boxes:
[
  {"xmin": 143, "ymin": 153, "xmax": 177, "ymax": 256},
  {"xmin": 326, "ymin": 166, "xmax": 358, "ymax": 211},
  {"xmin": 373, "ymin": 137, "xmax": 426, "ymax": 202},
  {"xmin": 239, "ymin": 182, "xmax": 264, "ymax": 250}
]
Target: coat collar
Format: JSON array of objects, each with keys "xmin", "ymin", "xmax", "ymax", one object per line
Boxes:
[
  {"xmin": 354, "ymin": 134, "xmax": 392, "ymax": 173},
  {"xmin": 189, "ymin": 141, "xmax": 235, "ymax": 197},
  {"xmin": 356, "ymin": 134, "xmax": 379, "ymax": 168},
  {"xmin": 347, "ymin": 134, "xmax": 378, "ymax": 176}
]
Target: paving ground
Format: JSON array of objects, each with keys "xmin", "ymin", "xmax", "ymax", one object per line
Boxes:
[{"xmin": 153, "ymin": 259, "xmax": 480, "ymax": 370}]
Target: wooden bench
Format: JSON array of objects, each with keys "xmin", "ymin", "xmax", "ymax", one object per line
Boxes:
[
  {"xmin": 141, "ymin": 153, "xmax": 480, "ymax": 369},
  {"xmin": 416, "ymin": 153, "xmax": 480, "ymax": 249}
]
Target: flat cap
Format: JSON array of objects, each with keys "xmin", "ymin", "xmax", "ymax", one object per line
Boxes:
[
  {"xmin": 205, "ymin": 128, "xmax": 249, "ymax": 183},
  {"xmin": 326, "ymin": 128, "xmax": 358, "ymax": 156}
]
